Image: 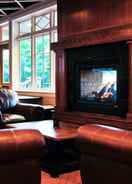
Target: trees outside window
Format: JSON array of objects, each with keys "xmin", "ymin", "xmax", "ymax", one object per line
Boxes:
[
  {"xmin": 16, "ymin": 7, "xmax": 57, "ymax": 91},
  {"xmin": 20, "ymin": 38, "xmax": 31, "ymax": 89},
  {"xmin": 0, "ymin": 23, "xmax": 10, "ymax": 87},
  {"xmin": 2, "ymin": 48, "xmax": 9, "ymax": 84}
]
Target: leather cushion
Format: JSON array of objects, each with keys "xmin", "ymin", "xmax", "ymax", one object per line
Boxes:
[
  {"xmin": 78, "ymin": 124, "xmax": 132, "ymax": 164},
  {"xmin": 2, "ymin": 113, "xmax": 25, "ymax": 123}
]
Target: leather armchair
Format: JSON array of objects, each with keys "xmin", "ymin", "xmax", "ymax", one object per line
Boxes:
[
  {"xmin": 0, "ymin": 128, "xmax": 44, "ymax": 184},
  {"xmin": 77, "ymin": 124, "xmax": 132, "ymax": 184}
]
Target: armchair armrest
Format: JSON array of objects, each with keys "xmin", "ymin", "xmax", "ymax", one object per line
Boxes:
[
  {"xmin": 0, "ymin": 129, "xmax": 45, "ymax": 162},
  {"xmin": 8, "ymin": 103, "xmax": 46, "ymax": 121}
]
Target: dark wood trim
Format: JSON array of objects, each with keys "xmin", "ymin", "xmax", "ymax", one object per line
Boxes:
[
  {"xmin": 52, "ymin": 23, "xmax": 132, "ymax": 50},
  {"xmin": 55, "ymin": 48, "xmax": 67, "ymax": 112},
  {"xmin": 56, "ymin": 111, "xmax": 128, "ymax": 129},
  {"xmin": 53, "ymin": 0, "xmax": 132, "ymax": 129}
]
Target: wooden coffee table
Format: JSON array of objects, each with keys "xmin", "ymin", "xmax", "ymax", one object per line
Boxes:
[{"xmin": 7, "ymin": 120, "xmax": 79, "ymax": 176}]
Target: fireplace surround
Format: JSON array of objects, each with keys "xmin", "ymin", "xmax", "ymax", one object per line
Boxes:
[
  {"xmin": 52, "ymin": 0, "xmax": 132, "ymax": 129},
  {"xmin": 67, "ymin": 42, "xmax": 129, "ymax": 116}
]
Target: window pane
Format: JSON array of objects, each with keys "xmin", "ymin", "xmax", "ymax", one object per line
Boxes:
[
  {"xmin": 19, "ymin": 19, "xmax": 31, "ymax": 35},
  {"xmin": 2, "ymin": 49, "xmax": 10, "ymax": 83},
  {"xmin": 35, "ymin": 14, "xmax": 50, "ymax": 31},
  {"xmin": 2, "ymin": 25, "xmax": 9, "ymax": 41},
  {"xmin": 20, "ymin": 38, "xmax": 31, "ymax": 89},
  {"xmin": 35, "ymin": 34, "xmax": 51, "ymax": 89},
  {"xmin": 51, "ymin": 30, "xmax": 58, "ymax": 43},
  {"xmin": 54, "ymin": 11, "xmax": 57, "ymax": 27}
]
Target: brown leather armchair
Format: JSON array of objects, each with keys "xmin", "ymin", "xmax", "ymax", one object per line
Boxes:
[
  {"xmin": 77, "ymin": 124, "xmax": 132, "ymax": 184},
  {"xmin": 0, "ymin": 128, "xmax": 44, "ymax": 184}
]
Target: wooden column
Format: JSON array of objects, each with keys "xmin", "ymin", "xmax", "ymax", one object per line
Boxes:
[
  {"xmin": 127, "ymin": 40, "xmax": 132, "ymax": 122},
  {"xmin": 55, "ymin": 47, "xmax": 67, "ymax": 113}
]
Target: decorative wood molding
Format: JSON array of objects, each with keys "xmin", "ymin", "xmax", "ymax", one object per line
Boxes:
[
  {"xmin": 56, "ymin": 111, "xmax": 127, "ymax": 127},
  {"xmin": 52, "ymin": 23, "xmax": 132, "ymax": 50}
]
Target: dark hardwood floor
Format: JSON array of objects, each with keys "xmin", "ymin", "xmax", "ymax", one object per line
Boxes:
[{"xmin": 41, "ymin": 170, "xmax": 82, "ymax": 184}]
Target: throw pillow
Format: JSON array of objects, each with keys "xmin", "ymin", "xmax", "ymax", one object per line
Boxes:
[{"xmin": 0, "ymin": 88, "xmax": 18, "ymax": 112}]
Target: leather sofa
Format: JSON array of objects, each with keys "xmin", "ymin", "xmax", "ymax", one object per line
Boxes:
[
  {"xmin": 77, "ymin": 123, "xmax": 132, "ymax": 184},
  {"xmin": 0, "ymin": 128, "xmax": 44, "ymax": 184},
  {"xmin": 0, "ymin": 88, "xmax": 52, "ymax": 123},
  {"xmin": 4, "ymin": 102, "xmax": 49, "ymax": 122}
]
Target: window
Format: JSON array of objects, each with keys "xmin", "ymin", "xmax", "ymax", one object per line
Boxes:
[
  {"xmin": 2, "ymin": 49, "xmax": 10, "ymax": 84},
  {"xmin": 35, "ymin": 14, "xmax": 50, "ymax": 31},
  {"xmin": 14, "ymin": 6, "xmax": 57, "ymax": 91},
  {"xmin": 20, "ymin": 38, "xmax": 31, "ymax": 88},
  {"xmin": 35, "ymin": 34, "xmax": 51, "ymax": 89},
  {"xmin": 19, "ymin": 19, "xmax": 31, "ymax": 35},
  {"xmin": 1, "ymin": 25, "xmax": 9, "ymax": 41},
  {"xmin": 0, "ymin": 23, "xmax": 10, "ymax": 86}
]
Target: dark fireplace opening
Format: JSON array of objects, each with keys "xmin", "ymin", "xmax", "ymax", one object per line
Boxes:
[
  {"xmin": 67, "ymin": 41, "xmax": 129, "ymax": 116},
  {"xmin": 80, "ymin": 66, "xmax": 117, "ymax": 105}
]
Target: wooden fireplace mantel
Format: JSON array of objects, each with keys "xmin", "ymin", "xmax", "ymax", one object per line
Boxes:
[
  {"xmin": 52, "ymin": 0, "xmax": 132, "ymax": 129},
  {"xmin": 52, "ymin": 23, "xmax": 132, "ymax": 50}
]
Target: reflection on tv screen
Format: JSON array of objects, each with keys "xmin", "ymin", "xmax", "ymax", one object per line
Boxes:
[{"xmin": 80, "ymin": 68, "xmax": 117, "ymax": 104}]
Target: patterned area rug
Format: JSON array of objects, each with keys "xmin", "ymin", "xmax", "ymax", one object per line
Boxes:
[{"xmin": 41, "ymin": 170, "xmax": 82, "ymax": 184}]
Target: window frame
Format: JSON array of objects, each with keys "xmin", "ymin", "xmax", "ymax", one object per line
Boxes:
[
  {"xmin": 0, "ymin": 22, "xmax": 10, "ymax": 88},
  {"xmin": 14, "ymin": 7, "xmax": 57, "ymax": 92}
]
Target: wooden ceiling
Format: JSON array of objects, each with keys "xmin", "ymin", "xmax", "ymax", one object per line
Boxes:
[{"xmin": 0, "ymin": 0, "xmax": 43, "ymax": 19}]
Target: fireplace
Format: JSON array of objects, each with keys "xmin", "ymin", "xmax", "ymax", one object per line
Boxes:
[
  {"xmin": 67, "ymin": 42, "xmax": 129, "ymax": 116},
  {"xmin": 80, "ymin": 67, "xmax": 117, "ymax": 104},
  {"xmin": 52, "ymin": 0, "xmax": 132, "ymax": 128}
]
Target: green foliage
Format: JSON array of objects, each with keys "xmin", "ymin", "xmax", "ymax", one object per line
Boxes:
[
  {"xmin": 20, "ymin": 34, "xmax": 51, "ymax": 89},
  {"xmin": 20, "ymin": 38, "xmax": 31, "ymax": 88}
]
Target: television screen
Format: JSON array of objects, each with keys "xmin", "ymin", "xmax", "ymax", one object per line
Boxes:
[{"xmin": 80, "ymin": 68, "xmax": 117, "ymax": 104}]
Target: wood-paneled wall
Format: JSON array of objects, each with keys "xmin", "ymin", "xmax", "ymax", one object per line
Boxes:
[
  {"xmin": 17, "ymin": 91, "xmax": 56, "ymax": 106},
  {"xmin": 58, "ymin": 0, "xmax": 132, "ymax": 39},
  {"xmin": 53, "ymin": 0, "xmax": 132, "ymax": 128}
]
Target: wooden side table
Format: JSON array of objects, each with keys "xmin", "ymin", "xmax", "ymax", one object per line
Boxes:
[{"xmin": 42, "ymin": 125, "xmax": 79, "ymax": 177}]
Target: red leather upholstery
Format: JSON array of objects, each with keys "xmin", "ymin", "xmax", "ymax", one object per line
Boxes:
[
  {"xmin": 77, "ymin": 124, "xmax": 132, "ymax": 184},
  {"xmin": 0, "ymin": 129, "xmax": 45, "ymax": 184}
]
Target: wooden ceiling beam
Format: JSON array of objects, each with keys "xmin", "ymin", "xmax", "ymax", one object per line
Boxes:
[
  {"xmin": 19, "ymin": 0, "xmax": 43, "ymax": 2},
  {"xmin": 0, "ymin": 9, "xmax": 7, "ymax": 15},
  {"xmin": 0, "ymin": 0, "xmax": 42, "ymax": 2},
  {"xmin": 14, "ymin": 0, "xmax": 24, "ymax": 9},
  {"xmin": 0, "ymin": 7, "xmax": 21, "ymax": 10},
  {"xmin": 0, "ymin": 1, "xmax": 15, "ymax": 3}
]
